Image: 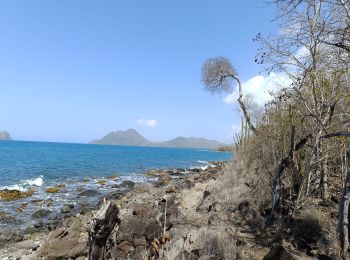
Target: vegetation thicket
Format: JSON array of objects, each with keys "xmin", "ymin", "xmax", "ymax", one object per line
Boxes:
[{"xmin": 202, "ymin": 0, "xmax": 350, "ymax": 258}]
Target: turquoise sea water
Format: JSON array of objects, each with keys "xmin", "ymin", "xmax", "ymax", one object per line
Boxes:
[
  {"xmin": 0, "ymin": 140, "xmax": 231, "ymax": 189},
  {"xmin": 0, "ymin": 140, "xmax": 231, "ymax": 229}
]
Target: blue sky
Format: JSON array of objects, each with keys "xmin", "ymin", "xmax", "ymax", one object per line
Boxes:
[{"xmin": 0, "ymin": 0, "xmax": 278, "ymax": 143}]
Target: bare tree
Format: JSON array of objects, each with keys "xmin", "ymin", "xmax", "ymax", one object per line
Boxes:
[{"xmin": 201, "ymin": 56, "xmax": 258, "ymax": 134}]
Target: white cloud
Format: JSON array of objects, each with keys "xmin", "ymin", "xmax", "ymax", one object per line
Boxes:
[
  {"xmin": 137, "ymin": 119, "xmax": 158, "ymax": 127},
  {"xmin": 223, "ymin": 72, "xmax": 292, "ymax": 106}
]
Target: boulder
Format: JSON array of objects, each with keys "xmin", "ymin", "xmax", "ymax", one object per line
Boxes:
[
  {"xmin": 14, "ymin": 240, "xmax": 39, "ymax": 250},
  {"xmin": 37, "ymin": 228, "xmax": 86, "ymax": 259}
]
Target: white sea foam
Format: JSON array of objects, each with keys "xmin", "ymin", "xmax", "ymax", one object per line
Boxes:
[
  {"xmin": 197, "ymin": 160, "xmax": 208, "ymax": 164},
  {"xmin": 1, "ymin": 176, "xmax": 44, "ymax": 191},
  {"xmin": 200, "ymin": 166, "xmax": 208, "ymax": 170},
  {"xmin": 26, "ymin": 176, "xmax": 44, "ymax": 187}
]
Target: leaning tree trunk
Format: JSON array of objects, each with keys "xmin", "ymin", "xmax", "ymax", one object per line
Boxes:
[
  {"xmin": 88, "ymin": 201, "xmax": 120, "ymax": 260},
  {"xmin": 339, "ymin": 146, "xmax": 350, "ymax": 256}
]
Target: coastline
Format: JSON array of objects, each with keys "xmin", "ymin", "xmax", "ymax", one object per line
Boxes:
[{"xmin": 0, "ymin": 161, "xmax": 231, "ymax": 259}]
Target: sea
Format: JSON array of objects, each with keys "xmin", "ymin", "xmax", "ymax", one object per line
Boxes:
[{"xmin": 0, "ymin": 140, "xmax": 231, "ymax": 229}]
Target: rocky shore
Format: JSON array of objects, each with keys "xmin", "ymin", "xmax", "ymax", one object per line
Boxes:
[
  {"xmin": 2, "ymin": 159, "xmax": 331, "ymax": 259},
  {"xmin": 0, "ymin": 162, "xmax": 235, "ymax": 259}
]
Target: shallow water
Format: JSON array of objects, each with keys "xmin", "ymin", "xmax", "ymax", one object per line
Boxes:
[
  {"xmin": 0, "ymin": 140, "xmax": 231, "ymax": 229},
  {"xmin": 0, "ymin": 140, "xmax": 231, "ymax": 188}
]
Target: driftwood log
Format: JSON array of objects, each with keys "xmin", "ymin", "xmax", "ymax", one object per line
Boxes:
[{"xmin": 88, "ymin": 201, "xmax": 120, "ymax": 260}]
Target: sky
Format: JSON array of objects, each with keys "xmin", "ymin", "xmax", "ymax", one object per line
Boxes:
[{"xmin": 0, "ymin": 0, "xmax": 280, "ymax": 144}]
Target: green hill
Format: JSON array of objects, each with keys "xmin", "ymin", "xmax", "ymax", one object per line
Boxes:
[{"xmin": 90, "ymin": 129, "xmax": 226, "ymax": 149}]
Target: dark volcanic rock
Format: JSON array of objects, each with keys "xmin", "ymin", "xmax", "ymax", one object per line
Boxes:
[
  {"xmin": 60, "ymin": 204, "xmax": 74, "ymax": 214},
  {"xmin": 118, "ymin": 180, "xmax": 135, "ymax": 190},
  {"xmin": 78, "ymin": 189, "xmax": 99, "ymax": 197},
  {"xmin": 105, "ymin": 190, "xmax": 126, "ymax": 200},
  {"xmin": 32, "ymin": 209, "xmax": 51, "ymax": 219},
  {"xmin": 0, "ymin": 212, "xmax": 19, "ymax": 225},
  {"xmin": 145, "ymin": 222, "xmax": 162, "ymax": 241}
]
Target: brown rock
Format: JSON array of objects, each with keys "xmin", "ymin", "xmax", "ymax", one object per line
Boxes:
[
  {"xmin": 133, "ymin": 236, "xmax": 147, "ymax": 247},
  {"xmin": 117, "ymin": 218, "xmax": 136, "ymax": 243},
  {"xmin": 263, "ymin": 243, "xmax": 315, "ymax": 260},
  {"xmin": 37, "ymin": 229, "xmax": 86, "ymax": 259},
  {"xmin": 158, "ymin": 174, "xmax": 173, "ymax": 185},
  {"xmin": 116, "ymin": 241, "xmax": 134, "ymax": 259},
  {"xmin": 145, "ymin": 222, "xmax": 162, "ymax": 241},
  {"xmin": 165, "ymin": 185, "xmax": 176, "ymax": 193},
  {"xmin": 14, "ymin": 240, "xmax": 39, "ymax": 250},
  {"xmin": 133, "ymin": 246, "xmax": 148, "ymax": 260}
]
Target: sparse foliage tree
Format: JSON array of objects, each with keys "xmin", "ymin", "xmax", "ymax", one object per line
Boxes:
[
  {"xmin": 201, "ymin": 56, "xmax": 258, "ymax": 134},
  {"xmin": 202, "ymin": 0, "xmax": 350, "ymax": 257}
]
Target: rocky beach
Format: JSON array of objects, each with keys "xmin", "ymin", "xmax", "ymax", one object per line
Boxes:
[
  {"xmin": 1, "ymin": 156, "xmax": 341, "ymax": 260},
  {"xmin": 0, "ymin": 161, "xmax": 240, "ymax": 259}
]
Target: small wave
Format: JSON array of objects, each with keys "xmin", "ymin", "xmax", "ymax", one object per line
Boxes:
[
  {"xmin": 200, "ymin": 166, "xmax": 208, "ymax": 171},
  {"xmin": 1, "ymin": 176, "xmax": 44, "ymax": 191},
  {"xmin": 197, "ymin": 160, "xmax": 208, "ymax": 164}
]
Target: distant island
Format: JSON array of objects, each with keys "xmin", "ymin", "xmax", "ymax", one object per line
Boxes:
[
  {"xmin": 90, "ymin": 128, "xmax": 227, "ymax": 149},
  {"xmin": 0, "ymin": 131, "xmax": 11, "ymax": 140}
]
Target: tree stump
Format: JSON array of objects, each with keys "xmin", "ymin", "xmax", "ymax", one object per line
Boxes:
[{"xmin": 88, "ymin": 201, "xmax": 120, "ymax": 260}]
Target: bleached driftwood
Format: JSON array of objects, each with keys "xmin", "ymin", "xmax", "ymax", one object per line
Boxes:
[{"xmin": 88, "ymin": 201, "xmax": 120, "ymax": 260}]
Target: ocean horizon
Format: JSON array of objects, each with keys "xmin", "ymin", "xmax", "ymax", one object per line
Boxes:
[{"xmin": 0, "ymin": 140, "xmax": 231, "ymax": 190}]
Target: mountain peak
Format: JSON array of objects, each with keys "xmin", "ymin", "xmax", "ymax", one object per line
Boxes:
[{"xmin": 90, "ymin": 129, "xmax": 226, "ymax": 149}]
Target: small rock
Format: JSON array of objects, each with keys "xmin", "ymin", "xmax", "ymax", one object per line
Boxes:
[
  {"xmin": 310, "ymin": 249, "xmax": 318, "ymax": 256},
  {"xmin": 116, "ymin": 241, "xmax": 134, "ymax": 259},
  {"xmin": 0, "ymin": 212, "xmax": 19, "ymax": 225},
  {"xmin": 263, "ymin": 243, "xmax": 314, "ymax": 260},
  {"xmin": 145, "ymin": 222, "xmax": 162, "ymax": 241},
  {"xmin": 33, "ymin": 220, "xmax": 44, "ymax": 228},
  {"xmin": 133, "ymin": 236, "xmax": 147, "ymax": 247},
  {"xmin": 158, "ymin": 175, "xmax": 172, "ymax": 185},
  {"xmin": 60, "ymin": 204, "xmax": 74, "ymax": 214},
  {"xmin": 132, "ymin": 246, "xmax": 148, "ymax": 260},
  {"xmin": 44, "ymin": 198, "xmax": 54, "ymax": 206},
  {"xmin": 118, "ymin": 181, "xmax": 135, "ymax": 190},
  {"xmin": 165, "ymin": 185, "xmax": 176, "ymax": 193},
  {"xmin": 105, "ymin": 190, "xmax": 125, "ymax": 200},
  {"xmin": 78, "ymin": 189, "xmax": 99, "ymax": 197},
  {"xmin": 32, "ymin": 209, "xmax": 51, "ymax": 219}
]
